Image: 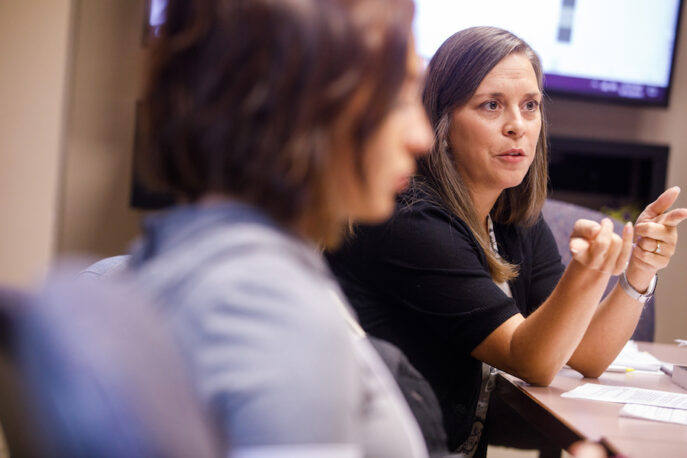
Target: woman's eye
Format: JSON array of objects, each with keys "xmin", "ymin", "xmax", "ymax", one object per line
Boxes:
[
  {"xmin": 524, "ymin": 100, "xmax": 539, "ymax": 111},
  {"xmin": 483, "ymin": 101, "xmax": 499, "ymax": 111}
]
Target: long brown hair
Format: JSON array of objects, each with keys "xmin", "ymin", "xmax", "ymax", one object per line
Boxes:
[
  {"xmin": 419, "ymin": 26, "xmax": 549, "ymax": 282},
  {"xmin": 140, "ymin": 0, "xmax": 415, "ymax": 248}
]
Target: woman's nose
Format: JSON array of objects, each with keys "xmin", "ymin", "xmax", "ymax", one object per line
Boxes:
[
  {"xmin": 503, "ymin": 109, "xmax": 525, "ymax": 137},
  {"xmin": 406, "ymin": 107, "xmax": 434, "ymax": 157}
]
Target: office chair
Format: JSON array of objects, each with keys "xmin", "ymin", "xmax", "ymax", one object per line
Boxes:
[
  {"xmin": 0, "ymin": 266, "xmax": 222, "ymax": 457},
  {"xmin": 0, "ymin": 287, "xmax": 44, "ymax": 457},
  {"xmin": 79, "ymin": 254, "xmax": 131, "ymax": 279}
]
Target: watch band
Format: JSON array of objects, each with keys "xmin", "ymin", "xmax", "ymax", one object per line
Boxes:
[{"xmin": 619, "ymin": 271, "xmax": 657, "ymax": 303}]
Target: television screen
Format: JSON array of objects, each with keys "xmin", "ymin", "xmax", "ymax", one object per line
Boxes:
[
  {"xmin": 145, "ymin": 0, "xmax": 167, "ymax": 40},
  {"xmin": 414, "ymin": 0, "xmax": 683, "ymax": 106}
]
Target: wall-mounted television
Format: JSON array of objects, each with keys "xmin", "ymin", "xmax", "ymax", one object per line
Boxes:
[
  {"xmin": 414, "ymin": 0, "xmax": 684, "ymax": 106},
  {"xmin": 143, "ymin": 0, "xmax": 167, "ymax": 43}
]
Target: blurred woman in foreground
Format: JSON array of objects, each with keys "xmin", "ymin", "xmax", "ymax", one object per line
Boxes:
[{"xmin": 130, "ymin": 0, "xmax": 433, "ymax": 456}]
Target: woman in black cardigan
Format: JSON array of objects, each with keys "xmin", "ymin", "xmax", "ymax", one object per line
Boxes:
[{"xmin": 328, "ymin": 26, "xmax": 687, "ymax": 455}]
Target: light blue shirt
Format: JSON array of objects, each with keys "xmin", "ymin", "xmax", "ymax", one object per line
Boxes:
[{"xmin": 129, "ymin": 202, "xmax": 427, "ymax": 458}]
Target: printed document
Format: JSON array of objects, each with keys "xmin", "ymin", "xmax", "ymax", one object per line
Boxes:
[
  {"xmin": 607, "ymin": 340, "xmax": 663, "ymax": 372},
  {"xmin": 562, "ymin": 383, "xmax": 687, "ymax": 410},
  {"xmin": 619, "ymin": 404, "xmax": 687, "ymax": 426}
]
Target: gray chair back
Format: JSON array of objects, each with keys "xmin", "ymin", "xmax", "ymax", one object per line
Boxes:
[
  {"xmin": 0, "ymin": 265, "xmax": 222, "ymax": 457},
  {"xmin": 0, "ymin": 287, "xmax": 43, "ymax": 457},
  {"xmin": 79, "ymin": 254, "xmax": 131, "ymax": 278}
]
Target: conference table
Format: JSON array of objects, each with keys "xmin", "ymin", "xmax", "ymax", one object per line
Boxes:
[{"xmin": 494, "ymin": 342, "xmax": 687, "ymax": 457}]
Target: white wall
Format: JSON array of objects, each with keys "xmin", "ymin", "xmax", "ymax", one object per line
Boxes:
[
  {"xmin": 0, "ymin": 0, "xmax": 75, "ymax": 286},
  {"xmin": 547, "ymin": 4, "xmax": 687, "ymax": 343},
  {"xmin": 58, "ymin": 0, "xmax": 144, "ymax": 256}
]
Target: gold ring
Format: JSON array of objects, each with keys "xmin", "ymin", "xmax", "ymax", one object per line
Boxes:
[{"xmin": 654, "ymin": 241, "xmax": 662, "ymax": 254}]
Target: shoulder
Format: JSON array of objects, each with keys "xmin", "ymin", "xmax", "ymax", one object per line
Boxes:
[
  {"xmin": 187, "ymin": 225, "xmax": 347, "ymax": 342},
  {"xmin": 161, "ymin": 229, "xmax": 362, "ymax": 447},
  {"xmin": 337, "ymin": 190, "xmax": 485, "ymax": 275},
  {"xmin": 131, "ymin": 207, "xmax": 366, "ymax": 447},
  {"xmin": 396, "ymin": 196, "xmax": 483, "ymax": 264},
  {"xmin": 135, "ymin": 215, "xmax": 353, "ymax": 379},
  {"xmin": 390, "ymin": 192, "xmax": 477, "ymax": 249}
]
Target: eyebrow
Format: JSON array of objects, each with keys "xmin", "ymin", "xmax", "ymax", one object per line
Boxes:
[{"xmin": 473, "ymin": 91, "xmax": 542, "ymax": 99}]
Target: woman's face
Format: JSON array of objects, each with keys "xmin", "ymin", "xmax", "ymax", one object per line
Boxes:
[
  {"xmin": 449, "ymin": 52, "xmax": 542, "ymax": 199},
  {"xmin": 337, "ymin": 44, "xmax": 433, "ymax": 223}
]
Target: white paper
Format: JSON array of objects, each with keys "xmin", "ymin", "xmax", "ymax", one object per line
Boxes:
[
  {"xmin": 619, "ymin": 404, "xmax": 687, "ymax": 426},
  {"xmin": 673, "ymin": 365, "xmax": 687, "ymax": 391},
  {"xmin": 607, "ymin": 340, "xmax": 663, "ymax": 372},
  {"xmin": 562, "ymin": 383, "xmax": 687, "ymax": 410}
]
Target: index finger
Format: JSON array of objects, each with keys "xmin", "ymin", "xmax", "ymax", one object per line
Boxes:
[{"xmin": 643, "ymin": 186, "xmax": 681, "ymax": 219}]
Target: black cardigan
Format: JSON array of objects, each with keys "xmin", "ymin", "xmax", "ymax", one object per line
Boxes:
[{"xmin": 327, "ymin": 193, "xmax": 564, "ymax": 450}]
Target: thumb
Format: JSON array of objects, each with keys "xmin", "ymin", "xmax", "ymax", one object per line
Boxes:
[
  {"xmin": 571, "ymin": 219, "xmax": 601, "ymax": 241},
  {"xmin": 570, "ymin": 237, "xmax": 590, "ymax": 255}
]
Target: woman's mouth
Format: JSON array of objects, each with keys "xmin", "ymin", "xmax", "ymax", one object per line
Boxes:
[
  {"xmin": 499, "ymin": 148, "xmax": 525, "ymax": 157},
  {"xmin": 496, "ymin": 149, "xmax": 526, "ymax": 162}
]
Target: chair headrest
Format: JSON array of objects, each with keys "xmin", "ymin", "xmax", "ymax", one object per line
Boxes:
[{"xmin": 3, "ymin": 265, "xmax": 222, "ymax": 457}]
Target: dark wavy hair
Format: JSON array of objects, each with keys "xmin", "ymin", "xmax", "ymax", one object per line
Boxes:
[
  {"xmin": 419, "ymin": 26, "xmax": 549, "ymax": 282},
  {"xmin": 140, "ymin": 0, "xmax": 415, "ymax": 247}
]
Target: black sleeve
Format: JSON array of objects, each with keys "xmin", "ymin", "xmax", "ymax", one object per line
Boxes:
[
  {"xmin": 361, "ymin": 204, "xmax": 521, "ymax": 353},
  {"xmin": 524, "ymin": 216, "xmax": 565, "ymax": 314}
]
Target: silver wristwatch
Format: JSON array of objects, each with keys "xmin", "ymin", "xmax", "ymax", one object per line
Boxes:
[{"xmin": 619, "ymin": 271, "xmax": 657, "ymax": 303}]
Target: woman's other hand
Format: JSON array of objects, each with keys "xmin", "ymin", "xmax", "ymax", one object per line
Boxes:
[
  {"xmin": 630, "ymin": 186, "xmax": 687, "ymax": 275},
  {"xmin": 569, "ymin": 217, "xmax": 633, "ymax": 275}
]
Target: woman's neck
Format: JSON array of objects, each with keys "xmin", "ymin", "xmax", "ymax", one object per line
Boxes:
[{"xmin": 469, "ymin": 187, "xmax": 501, "ymax": 232}]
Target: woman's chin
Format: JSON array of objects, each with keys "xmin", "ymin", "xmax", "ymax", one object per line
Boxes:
[
  {"xmin": 504, "ymin": 181, "xmax": 525, "ymax": 191},
  {"xmin": 498, "ymin": 173, "xmax": 529, "ymax": 191},
  {"xmin": 351, "ymin": 200, "xmax": 395, "ymax": 225}
]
